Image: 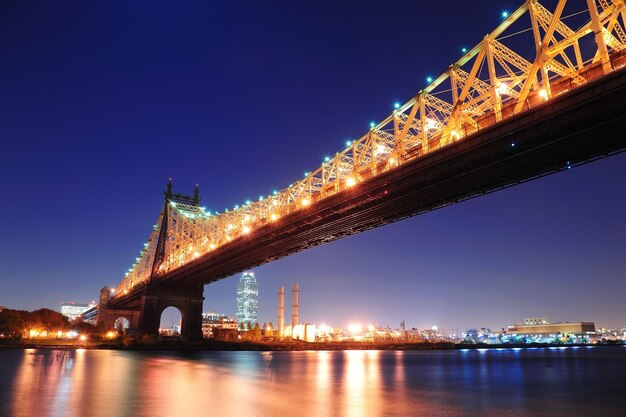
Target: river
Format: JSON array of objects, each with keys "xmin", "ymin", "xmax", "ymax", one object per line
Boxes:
[{"xmin": 1, "ymin": 346, "xmax": 624, "ymax": 416}]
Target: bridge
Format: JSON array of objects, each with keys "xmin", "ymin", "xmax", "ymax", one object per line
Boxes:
[{"xmin": 87, "ymin": 0, "xmax": 626, "ymax": 339}]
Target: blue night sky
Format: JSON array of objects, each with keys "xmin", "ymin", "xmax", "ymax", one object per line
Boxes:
[{"xmin": 1, "ymin": 0, "xmax": 624, "ymax": 331}]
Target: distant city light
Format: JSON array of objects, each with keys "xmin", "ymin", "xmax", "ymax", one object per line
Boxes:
[{"xmin": 348, "ymin": 323, "xmax": 362, "ymax": 334}]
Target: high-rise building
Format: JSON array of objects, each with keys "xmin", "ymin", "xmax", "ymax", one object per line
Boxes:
[
  {"xmin": 60, "ymin": 302, "xmax": 96, "ymax": 321},
  {"xmin": 236, "ymin": 271, "xmax": 258, "ymax": 327}
]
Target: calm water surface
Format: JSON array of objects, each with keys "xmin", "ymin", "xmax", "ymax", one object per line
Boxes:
[{"xmin": 1, "ymin": 346, "xmax": 625, "ymax": 417}]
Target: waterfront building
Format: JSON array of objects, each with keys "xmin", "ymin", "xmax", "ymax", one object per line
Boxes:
[
  {"xmin": 507, "ymin": 318, "xmax": 596, "ymax": 342},
  {"xmin": 596, "ymin": 327, "xmax": 624, "ymax": 341},
  {"xmin": 292, "ymin": 323, "xmax": 316, "ymax": 342},
  {"xmin": 60, "ymin": 302, "xmax": 95, "ymax": 321},
  {"xmin": 236, "ymin": 271, "xmax": 258, "ymax": 327},
  {"xmin": 201, "ymin": 311, "xmax": 238, "ymax": 338}
]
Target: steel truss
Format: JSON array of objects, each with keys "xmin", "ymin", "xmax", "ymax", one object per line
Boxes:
[{"xmin": 115, "ymin": 0, "xmax": 626, "ymax": 296}]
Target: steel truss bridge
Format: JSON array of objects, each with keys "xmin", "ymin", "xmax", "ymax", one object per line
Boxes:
[{"xmin": 89, "ymin": 0, "xmax": 626, "ymax": 339}]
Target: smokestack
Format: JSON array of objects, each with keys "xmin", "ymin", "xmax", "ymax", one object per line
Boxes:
[
  {"xmin": 278, "ymin": 287, "xmax": 284, "ymax": 337},
  {"xmin": 292, "ymin": 283, "xmax": 299, "ymax": 327}
]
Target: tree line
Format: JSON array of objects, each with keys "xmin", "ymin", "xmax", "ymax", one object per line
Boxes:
[{"xmin": 0, "ymin": 308, "xmax": 94, "ymax": 339}]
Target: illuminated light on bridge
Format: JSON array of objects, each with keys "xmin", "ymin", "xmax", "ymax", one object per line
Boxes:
[
  {"xmin": 496, "ymin": 82, "xmax": 509, "ymax": 95},
  {"xmin": 91, "ymin": 0, "xmax": 626, "ymax": 340}
]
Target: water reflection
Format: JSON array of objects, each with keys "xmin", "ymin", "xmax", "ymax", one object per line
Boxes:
[{"xmin": 2, "ymin": 347, "xmax": 625, "ymax": 417}]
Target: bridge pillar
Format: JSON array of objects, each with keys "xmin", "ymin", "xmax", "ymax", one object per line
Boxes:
[
  {"xmin": 138, "ymin": 284, "xmax": 204, "ymax": 341},
  {"xmin": 96, "ymin": 287, "xmax": 142, "ymax": 332}
]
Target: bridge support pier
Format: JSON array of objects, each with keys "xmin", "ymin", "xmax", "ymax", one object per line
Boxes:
[
  {"xmin": 138, "ymin": 284, "xmax": 205, "ymax": 341},
  {"xmin": 96, "ymin": 287, "xmax": 141, "ymax": 333}
]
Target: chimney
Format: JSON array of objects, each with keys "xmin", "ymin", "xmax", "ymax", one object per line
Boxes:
[
  {"xmin": 292, "ymin": 283, "xmax": 299, "ymax": 327},
  {"xmin": 278, "ymin": 287, "xmax": 285, "ymax": 337}
]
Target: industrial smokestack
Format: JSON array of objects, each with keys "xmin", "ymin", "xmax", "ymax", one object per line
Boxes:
[
  {"xmin": 292, "ymin": 283, "xmax": 299, "ymax": 327},
  {"xmin": 278, "ymin": 287, "xmax": 285, "ymax": 337}
]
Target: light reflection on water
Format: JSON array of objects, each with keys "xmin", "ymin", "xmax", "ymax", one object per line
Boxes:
[{"xmin": 1, "ymin": 347, "xmax": 625, "ymax": 417}]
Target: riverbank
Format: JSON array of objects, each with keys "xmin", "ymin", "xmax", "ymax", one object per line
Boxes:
[{"xmin": 1, "ymin": 338, "xmax": 623, "ymax": 351}]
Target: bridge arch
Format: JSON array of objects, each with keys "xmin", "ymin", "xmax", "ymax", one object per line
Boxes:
[
  {"xmin": 136, "ymin": 284, "xmax": 204, "ymax": 341},
  {"xmin": 159, "ymin": 306, "xmax": 183, "ymax": 336},
  {"xmin": 114, "ymin": 317, "xmax": 130, "ymax": 331}
]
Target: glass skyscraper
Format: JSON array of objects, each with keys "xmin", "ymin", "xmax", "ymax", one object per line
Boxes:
[{"xmin": 236, "ymin": 271, "xmax": 258, "ymax": 327}]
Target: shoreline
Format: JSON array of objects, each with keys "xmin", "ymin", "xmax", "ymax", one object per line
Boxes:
[{"xmin": 1, "ymin": 339, "xmax": 623, "ymax": 352}]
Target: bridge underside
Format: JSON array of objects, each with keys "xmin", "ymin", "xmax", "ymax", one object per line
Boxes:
[{"xmin": 109, "ymin": 67, "xmax": 626, "ymax": 311}]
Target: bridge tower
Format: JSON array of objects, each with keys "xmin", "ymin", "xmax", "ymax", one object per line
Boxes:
[
  {"xmin": 97, "ymin": 181, "xmax": 205, "ymax": 341},
  {"xmin": 135, "ymin": 180, "xmax": 205, "ymax": 340}
]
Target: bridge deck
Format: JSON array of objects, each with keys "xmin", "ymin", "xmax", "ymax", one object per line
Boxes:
[{"xmin": 109, "ymin": 66, "xmax": 626, "ymax": 309}]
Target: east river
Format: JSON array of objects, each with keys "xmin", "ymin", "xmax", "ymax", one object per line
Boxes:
[{"xmin": 1, "ymin": 346, "xmax": 625, "ymax": 416}]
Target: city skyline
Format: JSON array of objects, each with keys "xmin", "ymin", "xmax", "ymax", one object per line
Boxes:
[{"xmin": 1, "ymin": 0, "xmax": 625, "ymax": 332}]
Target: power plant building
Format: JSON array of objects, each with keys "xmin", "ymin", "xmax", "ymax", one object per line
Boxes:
[
  {"xmin": 276, "ymin": 282, "xmax": 315, "ymax": 342},
  {"xmin": 236, "ymin": 271, "xmax": 258, "ymax": 327},
  {"xmin": 278, "ymin": 287, "xmax": 285, "ymax": 337}
]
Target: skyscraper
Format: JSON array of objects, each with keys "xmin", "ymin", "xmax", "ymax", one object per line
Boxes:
[{"xmin": 236, "ymin": 271, "xmax": 258, "ymax": 327}]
